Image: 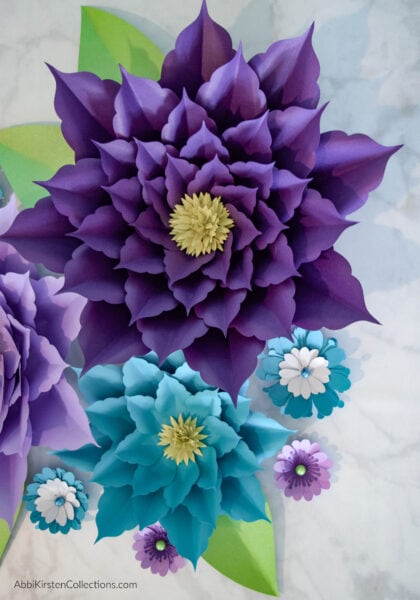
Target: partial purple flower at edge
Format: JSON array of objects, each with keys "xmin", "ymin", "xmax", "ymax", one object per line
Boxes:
[
  {"xmin": 2, "ymin": 2, "xmax": 401, "ymax": 402},
  {"xmin": 133, "ymin": 523, "xmax": 185, "ymax": 576}
]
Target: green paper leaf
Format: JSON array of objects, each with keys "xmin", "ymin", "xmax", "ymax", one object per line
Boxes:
[
  {"xmin": 0, "ymin": 124, "xmax": 73, "ymax": 208},
  {"xmin": 79, "ymin": 7, "xmax": 164, "ymax": 82},
  {"xmin": 203, "ymin": 504, "xmax": 279, "ymax": 596},
  {"xmin": 0, "ymin": 504, "xmax": 21, "ymax": 562}
]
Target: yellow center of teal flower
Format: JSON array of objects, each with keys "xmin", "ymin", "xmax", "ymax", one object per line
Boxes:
[
  {"xmin": 155, "ymin": 539, "xmax": 167, "ymax": 552},
  {"xmin": 169, "ymin": 192, "xmax": 234, "ymax": 257},
  {"xmin": 158, "ymin": 414, "xmax": 207, "ymax": 465}
]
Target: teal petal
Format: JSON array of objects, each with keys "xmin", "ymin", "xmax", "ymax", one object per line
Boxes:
[
  {"xmin": 257, "ymin": 356, "xmax": 281, "ymax": 380},
  {"xmin": 86, "ymin": 397, "xmax": 133, "ymax": 442},
  {"xmin": 196, "ymin": 447, "xmax": 218, "ymax": 489},
  {"xmin": 220, "ymin": 393, "xmax": 250, "ymax": 430},
  {"xmin": 96, "ymin": 486, "xmax": 137, "ymax": 540},
  {"xmin": 267, "ymin": 337, "xmax": 293, "ymax": 355},
  {"xmin": 221, "ymin": 476, "xmax": 268, "ymax": 522},
  {"xmin": 292, "ymin": 327, "xmax": 310, "ymax": 346},
  {"xmin": 324, "ymin": 345, "xmax": 346, "ymax": 366},
  {"xmin": 91, "ymin": 447, "xmax": 136, "ymax": 486},
  {"xmin": 116, "ymin": 430, "xmax": 161, "ymax": 465},
  {"xmin": 155, "ymin": 374, "xmax": 191, "ymax": 416},
  {"xmin": 132, "ymin": 489, "xmax": 169, "ymax": 528},
  {"xmin": 265, "ymin": 382, "xmax": 290, "ymax": 407},
  {"xmin": 329, "ymin": 365, "xmax": 351, "ymax": 392},
  {"xmin": 163, "ymin": 350, "xmax": 187, "ymax": 371},
  {"xmin": 174, "ymin": 361, "xmax": 212, "ymax": 393},
  {"xmin": 79, "ymin": 364, "xmax": 124, "ymax": 404},
  {"xmin": 313, "ymin": 389, "xmax": 340, "ymax": 418},
  {"xmin": 123, "ymin": 356, "xmax": 163, "ymax": 396},
  {"xmin": 284, "ymin": 395, "xmax": 313, "ymax": 418},
  {"xmin": 218, "ymin": 441, "xmax": 259, "ymax": 478},
  {"xmin": 240, "ymin": 412, "xmax": 292, "ymax": 461},
  {"xmin": 126, "ymin": 394, "xmax": 161, "ymax": 434},
  {"xmin": 161, "ymin": 506, "xmax": 215, "ymax": 566},
  {"xmin": 204, "ymin": 416, "xmax": 240, "ymax": 457},
  {"xmin": 184, "ymin": 389, "xmax": 221, "ymax": 419},
  {"xmin": 183, "ymin": 486, "xmax": 221, "ymax": 527},
  {"xmin": 163, "ymin": 461, "xmax": 199, "ymax": 508},
  {"xmin": 133, "ymin": 455, "xmax": 176, "ymax": 495},
  {"xmin": 55, "ymin": 444, "xmax": 105, "ymax": 472},
  {"xmin": 305, "ymin": 329, "xmax": 324, "ymax": 349}
]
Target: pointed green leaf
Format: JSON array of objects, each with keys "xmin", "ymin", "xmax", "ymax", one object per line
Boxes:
[
  {"xmin": 0, "ymin": 504, "xmax": 21, "ymax": 562},
  {"xmin": 0, "ymin": 124, "xmax": 73, "ymax": 208},
  {"xmin": 79, "ymin": 7, "xmax": 164, "ymax": 82},
  {"xmin": 203, "ymin": 503, "xmax": 279, "ymax": 596}
]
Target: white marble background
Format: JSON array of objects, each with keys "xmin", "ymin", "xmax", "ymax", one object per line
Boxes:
[{"xmin": 0, "ymin": 0, "xmax": 419, "ymax": 599}]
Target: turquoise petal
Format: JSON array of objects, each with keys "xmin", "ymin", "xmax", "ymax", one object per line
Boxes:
[
  {"xmin": 122, "ymin": 356, "xmax": 163, "ymax": 396},
  {"xmin": 163, "ymin": 350, "xmax": 187, "ymax": 371},
  {"xmin": 267, "ymin": 337, "xmax": 293, "ymax": 355},
  {"xmin": 133, "ymin": 455, "xmax": 176, "ymax": 495},
  {"xmin": 204, "ymin": 416, "xmax": 240, "ymax": 457},
  {"xmin": 257, "ymin": 356, "xmax": 281, "ymax": 379},
  {"xmin": 329, "ymin": 366, "xmax": 351, "ymax": 392},
  {"xmin": 116, "ymin": 431, "xmax": 161, "ymax": 465},
  {"xmin": 183, "ymin": 486, "xmax": 221, "ymax": 527},
  {"xmin": 265, "ymin": 382, "xmax": 290, "ymax": 407},
  {"xmin": 92, "ymin": 446, "xmax": 136, "ymax": 486},
  {"xmin": 221, "ymin": 476, "xmax": 267, "ymax": 522},
  {"xmin": 196, "ymin": 447, "xmax": 218, "ymax": 489},
  {"xmin": 184, "ymin": 389, "xmax": 221, "ymax": 419},
  {"xmin": 155, "ymin": 374, "xmax": 191, "ymax": 415},
  {"xmin": 86, "ymin": 397, "xmax": 133, "ymax": 443},
  {"xmin": 240, "ymin": 412, "xmax": 292, "ymax": 461},
  {"xmin": 132, "ymin": 489, "xmax": 169, "ymax": 528},
  {"xmin": 96, "ymin": 486, "xmax": 137, "ymax": 540},
  {"xmin": 324, "ymin": 345, "xmax": 346, "ymax": 366},
  {"xmin": 305, "ymin": 330, "xmax": 324, "ymax": 349},
  {"xmin": 126, "ymin": 394, "xmax": 161, "ymax": 434},
  {"xmin": 55, "ymin": 444, "xmax": 105, "ymax": 472},
  {"xmin": 218, "ymin": 441, "xmax": 259, "ymax": 478},
  {"xmin": 79, "ymin": 364, "xmax": 124, "ymax": 404},
  {"xmin": 313, "ymin": 389, "xmax": 339, "ymax": 418},
  {"xmin": 221, "ymin": 393, "xmax": 250, "ymax": 430},
  {"xmin": 161, "ymin": 506, "xmax": 215, "ymax": 566},
  {"xmin": 284, "ymin": 395, "xmax": 313, "ymax": 418},
  {"xmin": 174, "ymin": 361, "xmax": 212, "ymax": 393},
  {"xmin": 163, "ymin": 461, "xmax": 199, "ymax": 508}
]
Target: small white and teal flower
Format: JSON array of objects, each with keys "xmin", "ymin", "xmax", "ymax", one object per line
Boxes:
[
  {"xmin": 257, "ymin": 328, "xmax": 351, "ymax": 419},
  {"xmin": 24, "ymin": 467, "xmax": 88, "ymax": 534}
]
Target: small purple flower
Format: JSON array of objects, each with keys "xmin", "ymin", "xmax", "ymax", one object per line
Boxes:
[
  {"xmin": 133, "ymin": 523, "xmax": 185, "ymax": 576},
  {"xmin": 273, "ymin": 439, "xmax": 333, "ymax": 501}
]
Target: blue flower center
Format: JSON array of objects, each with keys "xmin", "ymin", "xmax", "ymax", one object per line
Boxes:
[
  {"xmin": 155, "ymin": 539, "xmax": 167, "ymax": 552},
  {"xmin": 301, "ymin": 367, "xmax": 311, "ymax": 378},
  {"xmin": 55, "ymin": 496, "xmax": 65, "ymax": 506},
  {"xmin": 295, "ymin": 464, "xmax": 307, "ymax": 476}
]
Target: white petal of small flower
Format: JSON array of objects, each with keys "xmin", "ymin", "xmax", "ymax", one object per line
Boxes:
[
  {"xmin": 36, "ymin": 479, "xmax": 81, "ymax": 527},
  {"xmin": 287, "ymin": 376, "xmax": 304, "ymax": 397},
  {"xmin": 280, "ymin": 352, "xmax": 300, "ymax": 370},
  {"xmin": 307, "ymin": 376, "xmax": 326, "ymax": 394},
  {"xmin": 64, "ymin": 503, "xmax": 75, "ymax": 521},
  {"xmin": 43, "ymin": 505, "xmax": 59, "ymax": 524},
  {"xmin": 56, "ymin": 506, "xmax": 67, "ymax": 527},
  {"xmin": 279, "ymin": 346, "xmax": 331, "ymax": 398}
]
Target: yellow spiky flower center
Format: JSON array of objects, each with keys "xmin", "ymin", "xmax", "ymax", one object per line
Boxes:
[
  {"xmin": 158, "ymin": 414, "xmax": 207, "ymax": 465},
  {"xmin": 168, "ymin": 192, "xmax": 234, "ymax": 257}
]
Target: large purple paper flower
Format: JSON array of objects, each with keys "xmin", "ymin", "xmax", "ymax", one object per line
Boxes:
[
  {"xmin": 3, "ymin": 3, "xmax": 399, "ymax": 400},
  {"xmin": 0, "ymin": 198, "xmax": 93, "ymax": 528}
]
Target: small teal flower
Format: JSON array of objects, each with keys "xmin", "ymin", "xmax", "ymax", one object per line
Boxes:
[
  {"xmin": 257, "ymin": 328, "xmax": 351, "ymax": 419},
  {"xmin": 56, "ymin": 351, "xmax": 291, "ymax": 565},
  {"xmin": 24, "ymin": 467, "xmax": 88, "ymax": 534}
]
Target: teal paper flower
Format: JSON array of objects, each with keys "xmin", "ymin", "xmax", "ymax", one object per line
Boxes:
[
  {"xmin": 57, "ymin": 351, "xmax": 291, "ymax": 564},
  {"xmin": 24, "ymin": 467, "xmax": 88, "ymax": 534},
  {"xmin": 257, "ymin": 328, "xmax": 351, "ymax": 418}
]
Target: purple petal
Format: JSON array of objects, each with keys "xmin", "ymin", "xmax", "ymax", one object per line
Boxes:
[
  {"xmin": 0, "ymin": 391, "xmax": 29, "ymax": 455},
  {"xmin": 49, "ymin": 66, "xmax": 118, "ymax": 159},
  {"xmin": 25, "ymin": 328, "xmax": 66, "ymax": 400},
  {"xmin": 197, "ymin": 48, "xmax": 266, "ymax": 128},
  {"xmin": 194, "ymin": 288, "xmax": 247, "ymax": 335},
  {"xmin": 222, "ymin": 112, "xmax": 272, "ymax": 163},
  {"xmin": 134, "ymin": 207, "xmax": 172, "ymax": 249},
  {"xmin": 229, "ymin": 161, "xmax": 273, "ymax": 200},
  {"xmin": 294, "ymin": 249, "xmax": 379, "ymax": 328},
  {"xmin": 105, "ymin": 177, "xmax": 143, "ymax": 224},
  {"xmin": 225, "ymin": 246, "xmax": 253, "ymax": 290},
  {"xmin": 160, "ymin": 1, "xmax": 235, "ymax": 96},
  {"xmin": 170, "ymin": 273, "xmax": 216, "ymax": 313},
  {"xmin": 119, "ymin": 233, "xmax": 165, "ymax": 274},
  {"xmin": 185, "ymin": 329, "xmax": 264, "ymax": 403},
  {"xmin": 79, "ymin": 301, "xmax": 148, "ymax": 371},
  {"xmin": 0, "ymin": 452, "xmax": 27, "ymax": 527},
  {"xmin": 188, "ymin": 156, "xmax": 233, "ymax": 195},
  {"xmin": 269, "ymin": 105, "xmax": 325, "ymax": 177},
  {"xmin": 73, "ymin": 205, "xmax": 127, "ymax": 259},
  {"xmin": 138, "ymin": 308, "xmax": 208, "ymax": 358},
  {"xmin": 1, "ymin": 197, "xmax": 80, "ymax": 273},
  {"xmin": 253, "ymin": 234, "xmax": 298, "ymax": 286},
  {"xmin": 311, "ymin": 131, "xmax": 401, "ymax": 215},
  {"xmin": 162, "ymin": 89, "xmax": 216, "ymax": 146},
  {"xmin": 165, "ymin": 156, "xmax": 198, "ymax": 208},
  {"xmin": 126, "ymin": 273, "xmax": 177, "ymax": 321},
  {"xmin": 135, "ymin": 141, "xmax": 167, "ymax": 182},
  {"xmin": 164, "ymin": 247, "xmax": 215, "ymax": 285},
  {"xmin": 63, "ymin": 245, "xmax": 125, "ymax": 304},
  {"xmin": 41, "ymin": 158, "xmax": 108, "ymax": 227},
  {"xmin": 287, "ymin": 189, "xmax": 354, "ymax": 267},
  {"xmin": 180, "ymin": 122, "xmax": 229, "ymax": 162},
  {"xmin": 232, "ymin": 280, "xmax": 295, "ymax": 340},
  {"xmin": 253, "ymin": 201, "xmax": 286, "ymax": 250},
  {"xmin": 95, "ymin": 139, "xmax": 136, "ymax": 184},
  {"xmin": 201, "ymin": 234, "xmax": 232, "ymax": 283},
  {"xmin": 212, "ymin": 184, "xmax": 257, "ymax": 217},
  {"xmin": 0, "ymin": 271, "xmax": 36, "ymax": 327},
  {"xmin": 30, "ymin": 377, "xmax": 94, "ymax": 449},
  {"xmin": 113, "ymin": 68, "xmax": 178, "ymax": 139},
  {"xmin": 269, "ymin": 168, "xmax": 309, "ymax": 222},
  {"xmin": 249, "ymin": 24, "xmax": 320, "ymax": 110},
  {"xmin": 140, "ymin": 178, "xmax": 169, "ymax": 225},
  {"xmin": 226, "ymin": 204, "xmax": 260, "ymax": 251}
]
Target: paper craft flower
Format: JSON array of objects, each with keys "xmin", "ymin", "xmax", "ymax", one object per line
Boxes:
[
  {"xmin": 273, "ymin": 439, "xmax": 333, "ymax": 501},
  {"xmin": 133, "ymin": 523, "xmax": 185, "ymax": 576},
  {"xmin": 257, "ymin": 328, "xmax": 351, "ymax": 418},
  {"xmin": 56, "ymin": 351, "xmax": 291, "ymax": 564},
  {"xmin": 3, "ymin": 2, "xmax": 399, "ymax": 402},
  {"xmin": 24, "ymin": 467, "xmax": 88, "ymax": 533},
  {"xmin": 0, "ymin": 198, "xmax": 93, "ymax": 529}
]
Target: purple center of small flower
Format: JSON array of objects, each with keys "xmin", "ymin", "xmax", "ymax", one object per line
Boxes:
[
  {"xmin": 54, "ymin": 496, "xmax": 65, "ymax": 506},
  {"xmin": 155, "ymin": 539, "xmax": 167, "ymax": 552},
  {"xmin": 294, "ymin": 464, "xmax": 307, "ymax": 476}
]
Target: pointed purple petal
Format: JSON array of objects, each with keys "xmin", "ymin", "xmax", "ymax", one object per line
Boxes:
[
  {"xmin": 226, "ymin": 205, "xmax": 259, "ymax": 251},
  {"xmin": 294, "ymin": 249, "xmax": 378, "ymax": 328},
  {"xmin": 160, "ymin": 1, "xmax": 235, "ymax": 96},
  {"xmin": 201, "ymin": 235, "xmax": 232, "ymax": 284},
  {"xmin": 212, "ymin": 184, "xmax": 257, "ymax": 217},
  {"xmin": 135, "ymin": 140, "xmax": 167, "ymax": 182},
  {"xmin": 249, "ymin": 24, "xmax": 320, "ymax": 110},
  {"xmin": 170, "ymin": 273, "xmax": 216, "ymax": 313},
  {"xmin": 95, "ymin": 139, "xmax": 136, "ymax": 184},
  {"xmin": 126, "ymin": 273, "xmax": 177, "ymax": 321},
  {"xmin": 229, "ymin": 161, "xmax": 273, "ymax": 200},
  {"xmin": 194, "ymin": 288, "xmax": 247, "ymax": 335},
  {"xmin": 253, "ymin": 201, "xmax": 286, "ymax": 250},
  {"xmin": 119, "ymin": 233, "xmax": 165, "ymax": 274},
  {"xmin": 73, "ymin": 205, "xmax": 127, "ymax": 259},
  {"xmin": 164, "ymin": 247, "xmax": 214, "ymax": 285},
  {"xmin": 105, "ymin": 177, "xmax": 143, "ymax": 224},
  {"xmin": 222, "ymin": 112, "xmax": 272, "ymax": 163},
  {"xmin": 49, "ymin": 66, "xmax": 119, "ymax": 159},
  {"xmin": 162, "ymin": 89, "xmax": 216, "ymax": 146},
  {"xmin": 0, "ymin": 452, "xmax": 27, "ymax": 528},
  {"xmin": 180, "ymin": 122, "xmax": 229, "ymax": 162},
  {"xmin": 225, "ymin": 247, "xmax": 253, "ymax": 290},
  {"xmin": 311, "ymin": 131, "xmax": 401, "ymax": 215},
  {"xmin": 134, "ymin": 207, "xmax": 172, "ymax": 249},
  {"xmin": 165, "ymin": 156, "xmax": 198, "ymax": 208},
  {"xmin": 188, "ymin": 156, "xmax": 233, "ymax": 195},
  {"xmin": 253, "ymin": 234, "xmax": 297, "ymax": 286},
  {"xmin": 270, "ymin": 168, "xmax": 309, "ymax": 222}
]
